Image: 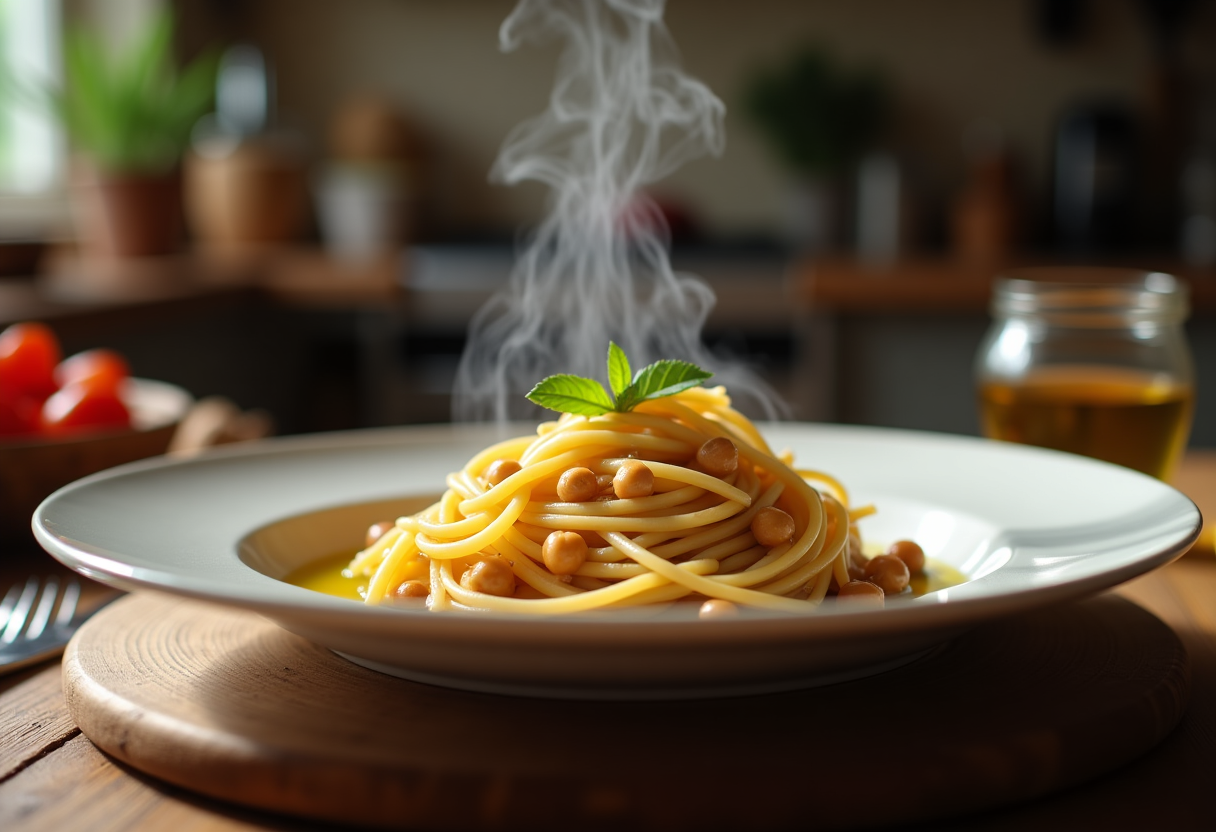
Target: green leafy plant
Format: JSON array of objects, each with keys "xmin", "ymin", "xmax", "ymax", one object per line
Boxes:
[
  {"xmin": 33, "ymin": 10, "xmax": 216, "ymax": 173},
  {"xmin": 741, "ymin": 44, "xmax": 887, "ymax": 176},
  {"xmin": 526, "ymin": 343, "xmax": 712, "ymax": 416}
]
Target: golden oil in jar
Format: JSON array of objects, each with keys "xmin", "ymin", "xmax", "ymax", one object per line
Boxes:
[
  {"xmin": 976, "ymin": 269, "xmax": 1194, "ymax": 482},
  {"xmin": 978, "ymin": 365, "xmax": 1193, "ymax": 480}
]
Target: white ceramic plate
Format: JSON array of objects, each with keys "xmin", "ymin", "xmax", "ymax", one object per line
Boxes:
[{"xmin": 33, "ymin": 423, "xmax": 1201, "ymax": 699}]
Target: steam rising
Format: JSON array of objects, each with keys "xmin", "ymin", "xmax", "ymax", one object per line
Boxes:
[{"xmin": 452, "ymin": 0, "xmax": 786, "ymax": 422}]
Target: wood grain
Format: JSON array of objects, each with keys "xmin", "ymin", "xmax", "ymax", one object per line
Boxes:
[
  {"xmin": 0, "ymin": 732, "xmax": 307, "ymax": 832},
  {"xmin": 927, "ymin": 562, "xmax": 1216, "ymax": 831},
  {"xmin": 0, "ymin": 668, "xmax": 79, "ymax": 781},
  {"xmin": 61, "ymin": 591, "xmax": 1188, "ymax": 831},
  {"xmin": 1173, "ymin": 449, "xmax": 1216, "ymax": 557}
]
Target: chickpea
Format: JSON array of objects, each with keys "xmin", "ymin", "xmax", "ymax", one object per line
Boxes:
[
  {"xmin": 542, "ymin": 531, "xmax": 588, "ymax": 575},
  {"xmin": 365, "ymin": 520, "xmax": 395, "ymax": 549},
  {"xmin": 698, "ymin": 599, "xmax": 739, "ymax": 619},
  {"xmin": 837, "ymin": 580, "xmax": 884, "ymax": 606},
  {"xmin": 751, "ymin": 506, "xmax": 796, "ymax": 547},
  {"xmin": 864, "ymin": 554, "xmax": 910, "ymax": 596},
  {"xmin": 557, "ymin": 466, "xmax": 599, "ymax": 502},
  {"xmin": 391, "ymin": 580, "xmax": 429, "ymax": 601},
  {"xmin": 696, "ymin": 436, "xmax": 738, "ymax": 478},
  {"xmin": 484, "ymin": 458, "xmax": 522, "ymax": 486},
  {"xmin": 613, "ymin": 459, "xmax": 654, "ymax": 499},
  {"xmin": 887, "ymin": 539, "xmax": 926, "ymax": 575},
  {"xmin": 461, "ymin": 557, "xmax": 516, "ymax": 597}
]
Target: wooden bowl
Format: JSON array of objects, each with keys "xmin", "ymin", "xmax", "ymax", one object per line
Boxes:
[{"xmin": 0, "ymin": 379, "xmax": 193, "ymax": 543}]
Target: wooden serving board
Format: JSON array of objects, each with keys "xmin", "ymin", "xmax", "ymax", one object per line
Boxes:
[{"xmin": 63, "ymin": 592, "xmax": 1188, "ymax": 831}]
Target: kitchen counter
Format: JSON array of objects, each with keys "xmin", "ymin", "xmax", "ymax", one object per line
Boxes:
[
  {"xmin": 792, "ymin": 256, "xmax": 1216, "ymax": 440},
  {"xmin": 5, "ymin": 247, "xmax": 1216, "ymax": 439}
]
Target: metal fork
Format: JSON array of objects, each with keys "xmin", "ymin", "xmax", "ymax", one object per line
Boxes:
[{"xmin": 0, "ymin": 575, "xmax": 89, "ymax": 674}]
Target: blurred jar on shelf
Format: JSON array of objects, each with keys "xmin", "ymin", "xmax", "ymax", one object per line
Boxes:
[
  {"xmin": 951, "ymin": 121, "xmax": 1018, "ymax": 264},
  {"xmin": 184, "ymin": 45, "xmax": 312, "ymax": 252},
  {"xmin": 976, "ymin": 268, "xmax": 1193, "ymax": 482},
  {"xmin": 315, "ymin": 94, "xmax": 424, "ymax": 264}
]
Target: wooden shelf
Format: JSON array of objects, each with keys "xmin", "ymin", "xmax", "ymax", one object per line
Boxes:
[
  {"xmin": 0, "ymin": 245, "xmax": 406, "ymax": 329},
  {"xmin": 795, "ymin": 256, "xmax": 1216, "ymax": 316},
  {"xmin": 231, "ymin": 246, "xmax": 403, "ymax": 308}
]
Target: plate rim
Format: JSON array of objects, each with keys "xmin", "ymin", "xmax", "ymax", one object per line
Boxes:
[{"xmin": 32, "ymin": 421, "xmax": 1202, "ymax": 645}]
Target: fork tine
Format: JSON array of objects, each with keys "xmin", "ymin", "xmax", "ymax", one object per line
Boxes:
[
  {"xmin": 54, "ymin": 579, "xmax": 82, "ymax": 628},
  {"xmin": 1, "ymin": 577, "xmax": 40, "ymax": 645},
  {"xmin": 0, "ymin": 576, "xmax": 113, "ymax": 674},
  {"xmin": 0, "ymin": 582, "xmax": 22, "ymax": 627},
  {"xmin": 25, "ymin": 576, "xmax": 60, "ymax": 640}
]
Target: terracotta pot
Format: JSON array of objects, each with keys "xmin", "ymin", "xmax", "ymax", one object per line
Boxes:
[
  {"xmin": 72, "ymin": 165, "xmax": 184, "ymax": 258},
  {"xmin": 184, "ymin": 139, "xmax": 310, "ymax": 249}
]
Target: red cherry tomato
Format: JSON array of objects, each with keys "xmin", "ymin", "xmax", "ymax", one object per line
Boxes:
[
  {"xmin": 0, "ymin": 322, "xmax": 61, "ymax": 403},
  {"xmin": 40, "ymin": 379, "xmax": 131, "ymax": 436},
  {"xmin": 54, "ymin": 348, "xmax": 130, "ymax": 393},
  {"xmin": 0, "ymin": 395, "xmax": 40, "ymax": 437}
]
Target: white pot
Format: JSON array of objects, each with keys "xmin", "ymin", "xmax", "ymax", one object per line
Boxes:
[
  {"xmin": 314, "ymin": 163, "xmax": 412, "ymax": 263},
  {"xmin": 781, "ymin": 176, "xmax": 839, "ymax": 253}
]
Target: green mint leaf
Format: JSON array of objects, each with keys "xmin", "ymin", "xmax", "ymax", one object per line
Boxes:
[
  {"xmin": 526, "ymin": 374, "xmax": 615, "ymax": 415},
  {"xmin": 606, "ymin": 342, "xmax": 632, "ymax": 398},
  {"xmin": 615, "ymin": 359, "xmax": 712, "ymax": 411}
]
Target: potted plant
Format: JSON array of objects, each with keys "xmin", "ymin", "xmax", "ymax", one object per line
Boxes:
[
  {"xmin": 742, "ymin": 45, "xmax": 888, "ymax": 251},
  {"xmin": 51, "ymin": 10, "xmax": 216, "ymax": 258}
]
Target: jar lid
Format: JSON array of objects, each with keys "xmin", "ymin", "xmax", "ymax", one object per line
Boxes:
[{"xmin": 992, "ymin": 267, "xmax": 1190, "ymax": 326}]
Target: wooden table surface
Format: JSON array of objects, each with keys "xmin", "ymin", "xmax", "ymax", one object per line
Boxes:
[{"xmin": 1, "ymin": 452, "xmax": 1212, "ymax": 831}]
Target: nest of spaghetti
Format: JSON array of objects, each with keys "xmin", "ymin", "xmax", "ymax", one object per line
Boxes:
[{"xmin": 349, "ymin": 386, "xmax": 922, "ymax": 616}]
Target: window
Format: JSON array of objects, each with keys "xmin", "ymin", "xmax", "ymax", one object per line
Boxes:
[{"xmin": 0, "ymin": 0, "xmax": 65, "ymax": 237}]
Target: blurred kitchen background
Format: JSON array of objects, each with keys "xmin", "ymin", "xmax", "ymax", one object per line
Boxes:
[{"xmin": 2, "ymin": 0, "xmax": 1215, "ymax": 443}]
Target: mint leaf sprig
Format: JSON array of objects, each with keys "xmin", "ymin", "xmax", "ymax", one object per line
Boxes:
[{"xmin": 526, "ymin": 343, "xmax": 712, "ymax": 416}]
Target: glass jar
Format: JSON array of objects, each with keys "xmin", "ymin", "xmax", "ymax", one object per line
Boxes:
[{"xmin": 975, "ymin": 267, "xmax": 1194, "ymax": 481}]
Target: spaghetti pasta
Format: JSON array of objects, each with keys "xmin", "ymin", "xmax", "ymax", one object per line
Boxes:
[{"xmin": 348, "ymin": 384, "xmax": 902, "ymax": 615}]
